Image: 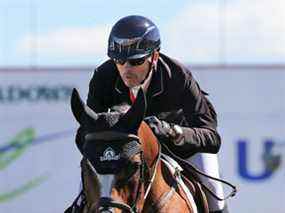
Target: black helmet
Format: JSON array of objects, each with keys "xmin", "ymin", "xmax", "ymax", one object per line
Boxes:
[{"xmin": 108, "ymin": 15, "xmax": 161, "ymax": 60}]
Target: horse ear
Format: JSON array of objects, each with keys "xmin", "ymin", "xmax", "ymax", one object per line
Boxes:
[
  {"xmin": 71, "ymin": 88, "xmax": 85, "ymax": 124},
  {"xmin": 115, "ymin": 88, "xmax": 147, "ymax": 132},
  {"xmin": 71, "ymin": 88, "xmax": 98, "ymax": 124}
]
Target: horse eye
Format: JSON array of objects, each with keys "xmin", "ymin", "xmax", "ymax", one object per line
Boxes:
[
  {"xmin": 125, "ymin": 162, "xmax": 140, "ymax": 177},
  {"xmin": 116, "ymin": 162, "xmax": 141, "ymax": 187}
]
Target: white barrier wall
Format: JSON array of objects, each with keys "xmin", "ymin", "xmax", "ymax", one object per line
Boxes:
[
  {"xmin": 192, "ymin": 68, "xmax": 285, "ymax": 213},
  {"xmin": 0, "ymin": 67, "xmax": 284, "ymax": 213}
]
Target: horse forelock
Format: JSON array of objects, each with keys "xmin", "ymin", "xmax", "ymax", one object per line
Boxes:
[
  {"xmin": 86, "ymin": 103, "xmax": 131, "ymax": 132},
  {"xmin": 97, "ymin": 112, "xmax": 122, "ymax": 129},
  {"xmin": 83, "ymin": 111, "xmax": 123, "ymax": 132}
]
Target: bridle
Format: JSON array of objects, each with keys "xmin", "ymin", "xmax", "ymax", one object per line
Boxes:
[{"xmin": 84, "ymin": 132, "xmax": 162, "ymax": 213}]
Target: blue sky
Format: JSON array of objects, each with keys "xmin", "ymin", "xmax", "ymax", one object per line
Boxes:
[{"xmin": 0, "ymin": 0, "xmax": 284, "ymax": 66}]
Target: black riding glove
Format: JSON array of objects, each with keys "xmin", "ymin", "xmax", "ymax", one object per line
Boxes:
[
  {"xmin": 144, "ymin": 116, "xmax": 172, "ymax": 138},
  {"xmin": 144, "ymin": 116, "xmax": 185, "ymax": 145}
]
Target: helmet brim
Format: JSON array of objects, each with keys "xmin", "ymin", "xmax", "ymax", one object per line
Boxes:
[{"xmin": 108, "ymin": 51, "xmax": 151, "ymax": 61}]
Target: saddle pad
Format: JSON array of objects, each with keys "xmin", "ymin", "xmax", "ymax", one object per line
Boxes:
[{"xmin": 161, "ymin": 153, "xmax": 198, "ymax": 213}]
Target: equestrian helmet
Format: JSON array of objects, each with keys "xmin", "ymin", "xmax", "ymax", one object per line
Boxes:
[{"xmin": 107, "ymin": 15, "xmax": 161, "ymax": 60}]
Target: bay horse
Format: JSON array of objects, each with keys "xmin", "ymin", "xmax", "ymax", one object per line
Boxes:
[{"xmin": 70, "ymin": 88, "xmax": 208, "ymax": 213}]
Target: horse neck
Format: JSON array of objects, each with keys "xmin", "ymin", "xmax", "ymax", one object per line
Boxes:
[
  {"xmin": 138, "ymin": 122, "xmax": 176, "ymax": 211},
  {"xmin": 138, "ymin": 121, "xmax": 160, "ymax": 167}
]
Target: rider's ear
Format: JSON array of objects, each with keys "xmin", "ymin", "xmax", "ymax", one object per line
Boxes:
[
  {"xmin": 71, "ymin": 88, "xmax": 88, "ymax": 124},
  {"xmin": 115, "ymin": 88, "xmax": 147, "ymax": 133}
]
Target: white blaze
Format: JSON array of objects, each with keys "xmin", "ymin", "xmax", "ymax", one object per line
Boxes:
[
  {"xmin": 98, "ymin": 174, "xmax": 115, "ymax": 197},
  {"xmin": 87, "ymin": 160, "xmax": 115, "ymax": 198}
]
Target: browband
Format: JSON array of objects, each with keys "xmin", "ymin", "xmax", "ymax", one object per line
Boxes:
[{"xmin": 85, "ymin": 131, "xmax": 139, "ymax": 141}]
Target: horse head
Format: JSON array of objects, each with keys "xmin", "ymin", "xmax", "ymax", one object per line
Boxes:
[{"xmin": 70, "ymin": 88, "xmax": 161, "ymax": 213}]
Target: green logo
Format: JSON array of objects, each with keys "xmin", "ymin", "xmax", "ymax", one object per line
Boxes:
[{"xmin": 0, "ymin": 128, "xmax": 49, "ymax": 203}]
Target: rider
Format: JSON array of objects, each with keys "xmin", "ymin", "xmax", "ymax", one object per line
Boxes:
[{"xmin": 74, "ymin": 15, "xmax": 228, "ymax": 213}]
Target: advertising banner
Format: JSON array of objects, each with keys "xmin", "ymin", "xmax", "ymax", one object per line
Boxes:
[
  {"xmin": 0, "ymin": 67, "xmax": 284, "ymax": 213},
  {"xmin": 0, "ymin": 69, "xmax": 92, "ymax": 213},
  {"xmin": 192, "ymin": 68, "xmax": 285, "ymax": 212}
]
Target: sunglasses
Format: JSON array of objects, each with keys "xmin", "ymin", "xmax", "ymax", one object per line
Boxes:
[{"xmin": 113, "ymin": 56, "xmax": 149, "ymax": 66}]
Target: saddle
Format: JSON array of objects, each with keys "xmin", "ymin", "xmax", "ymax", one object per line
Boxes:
[
  {"xmin": 161, "ymin": 153, "xmax": 209, "ymax": 213},
  {"xmin": 181, "ymin": 173, "xmax": 209, "ymax": 213},
  {"xmin": 161, "ymin": 143, "xmax": 236, "ymax": 212}
]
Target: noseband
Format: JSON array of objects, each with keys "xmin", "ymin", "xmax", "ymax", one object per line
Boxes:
[
  {"xmin": 97, "ymin": 197, "xmax": 135, "ymax": 212},
  {"xmin": 84, "ymin": 131, "xmax": 162, "ymax": 213}
]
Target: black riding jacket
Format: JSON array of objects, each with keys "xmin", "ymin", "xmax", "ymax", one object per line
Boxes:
[{"xmin": 86, "ymin": 53, "xmax": 221, "ymax": 158}]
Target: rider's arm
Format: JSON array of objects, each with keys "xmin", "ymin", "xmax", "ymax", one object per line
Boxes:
[
  {"xmin": 172, "ymin": 73, "xmax": 221, "ymax": 157},
  {"xmin": 86, "ymin": 68, "xmax": 109, "ymax": 113}
]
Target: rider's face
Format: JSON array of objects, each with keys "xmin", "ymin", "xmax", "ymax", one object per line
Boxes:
[{"xmin": 115, "ymin": 52, "xmax": 159, "ymax": 88}]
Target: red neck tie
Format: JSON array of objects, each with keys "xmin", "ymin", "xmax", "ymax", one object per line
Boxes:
[{"xmin": 129, "ymin": 89, "xmax": 136, "ymax": 104}]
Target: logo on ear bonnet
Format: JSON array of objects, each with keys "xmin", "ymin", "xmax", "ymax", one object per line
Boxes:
[{"xmin": 100, "ymin": 147, "xmax": 120, "ymax": 161}]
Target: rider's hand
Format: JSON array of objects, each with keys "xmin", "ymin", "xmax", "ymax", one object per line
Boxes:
[
  {"xmin": 144, "ymin": 116, "xmax": 172, "ymax": 139},
  {"xmin": 144, "ymin": 116, "xmax": 185, "ymax": 145}
]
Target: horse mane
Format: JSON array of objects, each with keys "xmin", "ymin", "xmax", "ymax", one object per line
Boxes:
[{"xmin": 138, "ymin": 122, "xmax": 160, "ymax": 168}]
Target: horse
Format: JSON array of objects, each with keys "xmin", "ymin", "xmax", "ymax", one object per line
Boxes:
[{"xmin": 69, "ymin": 88, "xmax": 209, "ymax": 213}]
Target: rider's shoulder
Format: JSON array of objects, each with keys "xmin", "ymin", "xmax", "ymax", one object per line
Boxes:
[
  {"xmin": 95, "ymin": 59, "xmax": 117, "ymax": 74},
  {"xmin": 91, "ymin": 59, "xmax": 118, "ymax": 82},
  {"xmin": 95, "ymin": 59, "xmax": 116, "ymax": 72},
  {"xmin": 159, "ymin": 53, "xmax": 194, "ymax": 80},
  {"xmin": 94, "ymin": 59, "xmax": 117, "ymax": 76}
]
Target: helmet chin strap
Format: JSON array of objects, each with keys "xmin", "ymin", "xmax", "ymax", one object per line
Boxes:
[{"xmin": 148, "ymin": 53, "xmax": 157, "ymax": 71}]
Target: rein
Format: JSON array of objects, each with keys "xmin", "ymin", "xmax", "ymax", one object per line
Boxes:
[
  {"xmin": 143, "ymin": 140, "xmax": 161, "ymax": 200},
  {"xmin": 161, "ymin": 143, "xmax": 237, "ymax": 201},
  {"xmin": 125, "ymin": 139, "xmax": 162, "ymax": 213}
]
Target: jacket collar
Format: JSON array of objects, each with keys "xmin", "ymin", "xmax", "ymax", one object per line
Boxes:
[
  {"xmin": 114, "ymin": 55, "xmax": 172, "ymax": 98},
  {"xmin": 115, "ymin": 74, "xmax": 128, "ymax": 94}
]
